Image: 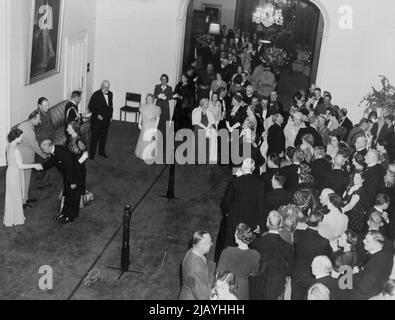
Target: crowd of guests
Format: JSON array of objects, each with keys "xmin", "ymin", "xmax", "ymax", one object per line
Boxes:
[
  {"xmin": 3, "ymin": 80, "xmax": 114, "ymax": 227},
  {"xmin": 134, "ymin": 25, "xmax": 287, "ymax": 163},
  {"xmin": 176, "ymin": 24, "xmax": 395, "ymax": 302}
]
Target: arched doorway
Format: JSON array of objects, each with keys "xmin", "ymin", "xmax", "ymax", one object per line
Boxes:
[{"xmin": 176, "ymin": 0, "xmax": 330, "ymax": 91}]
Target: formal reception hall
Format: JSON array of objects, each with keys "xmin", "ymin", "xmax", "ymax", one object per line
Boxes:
[{"xmin": 1, "ymin": 0, "xmax": 395, "ymax": 303}]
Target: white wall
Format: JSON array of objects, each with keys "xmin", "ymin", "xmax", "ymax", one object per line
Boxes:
[
  {"xmin": 193, "ymin": 0, "xmax": 237, "ymax": 28},
  {"xmin": 9, "ymin": 0, "xmax": 97, "ymax": 126},
  {"xmin": 315, "ymin": 0, "xmax": 395, "ymax": 122},
  {"xmin": 94, "ymin": 0, "xmax": 185, "ymax": 121}
]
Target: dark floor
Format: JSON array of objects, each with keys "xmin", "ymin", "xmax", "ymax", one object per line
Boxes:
[
  {"xmin": 0, "ymin": 71, "xmax": 304, "ymax": 300},
  {"xmin": 0, "ymin": 121, "xmax": 229, "ymax": 300}
]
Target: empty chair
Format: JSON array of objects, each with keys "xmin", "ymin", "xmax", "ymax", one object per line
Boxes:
[{"xmin": 120, "ymin": 92, "xmax": 142, "ymax": 122}]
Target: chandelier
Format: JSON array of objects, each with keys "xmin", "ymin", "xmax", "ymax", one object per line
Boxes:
[{"xmin": 252, "ymin": 1, "xmax": 286, "ymax": 27}]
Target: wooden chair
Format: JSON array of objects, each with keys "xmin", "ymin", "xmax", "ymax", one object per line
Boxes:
[{"xmin": 120, "ymin": 92, "xmax": 141, "ymax": 122}]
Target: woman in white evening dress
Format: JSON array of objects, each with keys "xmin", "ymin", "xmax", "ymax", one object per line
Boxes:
[{"xmin": 3, "ymin": 129, "xmax": 42, "ymax": 227}]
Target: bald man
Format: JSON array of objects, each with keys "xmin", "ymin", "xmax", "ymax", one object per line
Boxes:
[{"xmin": 88, "ymin": 80, "xmax": 113, "ymax": 159}]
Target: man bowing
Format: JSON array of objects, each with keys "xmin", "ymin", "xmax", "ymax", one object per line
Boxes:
[{"xmin": 89, "ymin": 80, "xmax": 113, "ymax": 159}]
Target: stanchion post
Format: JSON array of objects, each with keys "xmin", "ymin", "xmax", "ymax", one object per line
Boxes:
[{"xmin": 107, "ymin": 205, "xmax": 143, "ymax": 280}]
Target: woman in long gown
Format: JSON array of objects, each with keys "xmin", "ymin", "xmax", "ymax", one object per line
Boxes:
[
  {"xmin": 192, "ymin": 98, "xmax": 216, "ymax": 164},
  {"xmin": 3, "ymin": 129, "xmax": 42, "ymax": 227},
  {"xmin": 172, "ymin": 73, "xmax": 194, "ymax": 131},
  {"xmin": 342, "ymin": 171, "xmax": 366, "ymax": 234},
  {"xmin": 135, "ymin": 94, "xmax": 161, "ymax": 164},
  {"xmin": 66, "ymin": 121, "xmax": 90, "ymax": 209},
  {"xmin": 154, "ymin": 74, "xmax": 173, "ymax": 138},
  {"xmin": 217, "ymin": 223, "xmax": 260, "ymax": 300}
]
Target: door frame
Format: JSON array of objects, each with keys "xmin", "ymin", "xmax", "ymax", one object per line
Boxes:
[{"xmin": 63, "ymin": 30, "xmax": 89, "ymax": 113}]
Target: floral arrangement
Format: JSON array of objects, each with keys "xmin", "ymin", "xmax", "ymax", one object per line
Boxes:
[
  {"xmin": 360, "ymin": 75, "xmax": 395, "ymax": 115},
  {"xmin": 264, "ymin": 47, "xmax": 289, "ymax": 68}
]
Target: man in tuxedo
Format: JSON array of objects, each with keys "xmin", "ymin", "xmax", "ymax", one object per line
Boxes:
[
  {"xmin": 269, "ymin": 91, "xmax": 284, "ymax": 116},
  {"xmin": 179, "ymin": 231, "xmax": 213, "ymax": 300},
  {"xmin": 339, "ymin": 108, "xmax": 353, "ymax": 141},
  {"xmin": 292, "ymin": 211, "xmax": 333, "ymax": 300},
  {"xmin": 260, "ymin": 153, "xmax": 280, "ymax": 193},
  {"xmin": 240, "ymin": 72, "xmax": 252, "ymax": 89},
  {"xmin": 263, "ymin": 175, "xmax": 293, "ymax": 223},
  {"xmin": 312, "ymin": 88, "xmax": 325, "ymax": 115},
  {"xmin": 352, "ymin": 231, "xmax": 394, "ymax": 300},
  {"xmin": 363, "ymin": 149, "xmax": 386, "ymax": 209},
  {"xmin": 250, "ymin": 211, "xmax": 294, "ymax": 300},
  {"xmin": 311, "ymin": 146, "xmax": 332, "ymax": 188},
  {"xmin": 267, "ymin": 113, "xmax": 285, "ymax": 156},
  {"xmin": 88, "ymin": 80, "xmax": 113, "ymax": 159},
  {"xmin": 294, "ymin": 115, "xmax": 323, "ymax": 147},
  {"xmin": 280, "ymin": 149, "xmax": 304, "ymax": 192},
  {"xmin": 351, "ymin": 136, "xmax": 368, "ymax": 158},
  {"xmin": 252, "ymin": 39, "xmax": 266, "ymax": 71},
  {"xmin": 40, "ymin": 140, "xmax": 79, "ymax": 224},
  {"xmin": 220, "ymin": 159, "xmax": 265, "ymax": 250},
  {"xmin": 323, "ymin": 154, "xmax": 349, "ymax": 196},
  {"xmin": 310, "ymin": 256, "xmax": 342, "ymax": 300}
]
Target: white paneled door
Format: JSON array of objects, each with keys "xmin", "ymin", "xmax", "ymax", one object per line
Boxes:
[{"xmin": 64, "ymin": 31, "xmax": 88, "ymax": 112}]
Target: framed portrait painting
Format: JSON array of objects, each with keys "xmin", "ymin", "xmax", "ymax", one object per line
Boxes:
[{"xmin": 26, "ymin": 0, "xmax": 65, "ymax": 85}]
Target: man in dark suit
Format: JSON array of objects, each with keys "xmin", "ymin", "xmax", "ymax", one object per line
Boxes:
[
  {"xmin": 352, "ymin": 231, "xmax": 394, "ymax": 300},
  {"xmin": 263, "ymin": 175, "xmax": 292, "ymax": 224},
  {"xmin": 269, "ymin": 91, "xmax": 284, "ymax": 116},
  {"xmin": 364, "ymin": 150, "xmax": 386, "ymax": 209},
  {"xmin": 294, "ymin": 116, "xmax": 323, "ymax": 147},
  {"xmin": 179, "ymin": 231, "xmax": 213, "ymax": 300},
  {"xmin": 312, "ymin": 88, "xmax": 325, "ymax": 115},
  {"xmin": 292, "ymin": 211, "xmax": 333, "ymax": 300},
  {"xmin": 251, "ymin": 39, "xmax": 266, "ymax": 71},
  {"xmin": 323, "ymin": 154, "xmax": 349, "ymax": 196},
  {"xmin": 310, "ymin": 146, "xmax": 332, "ymax": 189},
  {"xmin": 339, "ymin": 108, "xmax": 353, "ymax": 141},
  {"xmin": 88, "ymin": 80, "xmax": 113, "ymax": 159},
  {"xmin": 40, "ymin": 140, "xmax": 79, "ymax": 224},
  {"xmin": 219, "ymin": 159, "xmax": 265, "ymax": 253},
  {"xmin": 280, "ymin": 149, "xmax": 304, "ymax": 192},
  {"xmin": 240, "ymin": 71, "xmax": 252, "ymax": 89},
  {"xmin": 310, "ymin": 256, "xmax": 342, "ymax": 300},
  {"xmin": 259, "ymin": 153, "xmax": 280, "ymax": 193},
  {"xmin": 267, "ymin": 114, "xmax": 285, "ymax": 156},
  {"xmin": 250, "ymin": 211, "xmax": 294, "ymax": 300},
  {"xmin": 347, "ymin": 118, "xmax": 370, "ymax": 150},
  {"xmin": 356, "ymin": 211, "xmax": 393, "ymax": 265}
]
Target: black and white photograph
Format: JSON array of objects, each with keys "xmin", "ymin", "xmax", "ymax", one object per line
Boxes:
[{"xmin": 1, "ymin": 0, "xmax": 395, "ymax": 311}]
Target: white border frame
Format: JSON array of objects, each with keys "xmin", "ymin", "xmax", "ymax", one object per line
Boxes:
[{"xmin": 26, "ymin": 0, "xmax": 65, "ymax": 85}]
